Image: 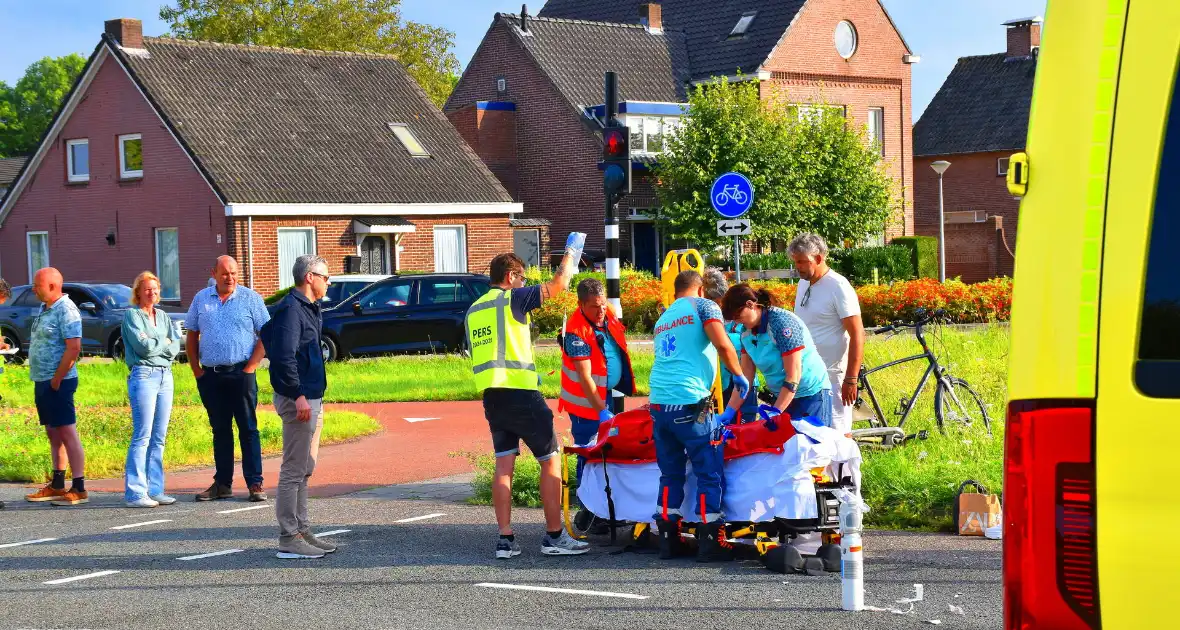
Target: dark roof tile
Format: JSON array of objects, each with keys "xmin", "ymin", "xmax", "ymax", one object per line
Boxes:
[
  {"xmin": 913, "ymin": 53, "xmax": 1036, "ymax": 156},
  {"xmin": 0, "ymin": 157, "xmax": 28, "ymax": 188}
]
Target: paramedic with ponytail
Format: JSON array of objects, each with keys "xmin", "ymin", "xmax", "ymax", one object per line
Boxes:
[
  {"xmin": 467, "ymin": 233, "xmax": 591, "ymax": 560},
  {"xmin": 720, "ymin": 284, "xmax": 832, "ymax": 426},
  {"xmin": 650, "ymin": 270, "xmax": 748, "ymax": 563}
]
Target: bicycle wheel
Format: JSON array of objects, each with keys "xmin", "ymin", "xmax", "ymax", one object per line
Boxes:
[{"xmin": 935, "ymin": 377, "xmax": 992, "ymax": 436}]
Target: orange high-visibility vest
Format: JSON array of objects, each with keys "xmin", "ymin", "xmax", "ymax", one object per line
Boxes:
[{"xmin": 558, "ymin": 307, "xmax": 634, "ymax": 419}]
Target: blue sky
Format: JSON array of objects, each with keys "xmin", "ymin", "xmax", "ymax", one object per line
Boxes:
[{"xmin": 1, "ymin": 0, "xmax": 1046, "ymax": 119}]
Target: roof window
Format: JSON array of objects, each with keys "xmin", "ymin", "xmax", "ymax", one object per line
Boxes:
[
  {"xmin": 388, "ymin": 123, "xmax": 430, "ymax": 158},
  {"xmin": 729, "ymin": 12, "xmax": 757, "ymax": 38}
]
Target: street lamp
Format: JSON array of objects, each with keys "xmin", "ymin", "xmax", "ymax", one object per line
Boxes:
[{"xmin": 930, "ymin": 160, "xmax": 951, "ymax": 282}]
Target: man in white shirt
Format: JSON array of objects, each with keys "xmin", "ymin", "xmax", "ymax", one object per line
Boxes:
[{"xmin": 789, "ymin": 234, "xmax": 865, "ymax": 433}]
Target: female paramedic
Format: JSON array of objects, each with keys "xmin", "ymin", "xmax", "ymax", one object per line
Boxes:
[{"xmin": 720, "ymin": 284, "xmax": 832, "ymax": 426}]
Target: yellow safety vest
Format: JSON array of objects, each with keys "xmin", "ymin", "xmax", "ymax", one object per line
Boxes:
[{"xmin": 466, "ymin": 288, "xmax": 537, "ymax": 391}]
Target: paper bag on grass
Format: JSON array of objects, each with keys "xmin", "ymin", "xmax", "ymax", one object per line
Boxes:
[{"xmin": 955, "ymin": 480, "xmax": 1001, "ymax": 536}]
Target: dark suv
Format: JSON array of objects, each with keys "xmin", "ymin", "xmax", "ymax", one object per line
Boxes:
[
  {"xmin": 0, "ymin": 283, "xmax": 186, "ymax": 362},
  {"xmin": 320, "ymin": 273, "xmax": 491, "ymax": 361}
]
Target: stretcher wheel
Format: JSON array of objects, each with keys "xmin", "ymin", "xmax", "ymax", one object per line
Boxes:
[
  {"xmin": 573, "ymin": 508, "xmax": 595, "ymax": 532},
  {"xmin": 803, "ymin": 557, "xmax": 825, "ymax": 576},
  {"xmin": 763, "ymin": 545, "xmax": 804, "ymax": 574},
  {"xmin": 815, "ymin": 543, "xmax": 842, "ymax": 573}
]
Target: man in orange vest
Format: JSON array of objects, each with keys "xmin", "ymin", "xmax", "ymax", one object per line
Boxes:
[{"xmin": 560, "ymin": 278, "xmax": 635, "ymax": 481}]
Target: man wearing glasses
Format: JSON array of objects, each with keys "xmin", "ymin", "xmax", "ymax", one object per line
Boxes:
[
  {"xmin": 789, "ymin": 234, "xmax": 865, "ymax": 433},
  {"xmin": 261, "ymin": 255, "xmax": 335, "ymax": 559}
]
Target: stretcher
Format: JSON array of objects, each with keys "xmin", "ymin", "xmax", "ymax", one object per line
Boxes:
[{"xmin": 563, "ymin": 405, "xmax": 862, "ymax": 573}]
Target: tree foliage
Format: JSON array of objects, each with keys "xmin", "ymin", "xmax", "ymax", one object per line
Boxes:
[
  {"xmin": 159, "ymin": 0, "xmax": 461, "ymax": 106},
  {"xmin": 653, "ymin": 77, "xmax": 896, "ymax": 251},
  {"xmin": 0, "ymin": 54, "xmax": 87, "ymax": 158}
]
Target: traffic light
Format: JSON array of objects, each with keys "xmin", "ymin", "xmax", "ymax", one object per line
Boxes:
[{"xmin": 602, "ymin": 123, "xmax": 631, "ymax": 203}]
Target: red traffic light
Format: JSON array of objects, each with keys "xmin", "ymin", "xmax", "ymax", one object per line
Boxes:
[{"xmin": 603, "ymin": 127, "xmax": 628, "ymax": 158}]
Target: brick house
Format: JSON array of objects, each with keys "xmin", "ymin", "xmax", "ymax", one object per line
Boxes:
[
  {"xmin": 912, "ymin": 17, "xmax": 1040, "ymax": 282},
  {"xmin": 447, "ymin": 0, "xmax": 916, "ymax": 274},
  {"xmin": 0, "ymin": 19, "xmax": 520, "ymax": 305}
]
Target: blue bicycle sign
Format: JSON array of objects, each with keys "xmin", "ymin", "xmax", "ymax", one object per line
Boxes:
[{"xmin": 710, "ymin": 172, "xmax": 754, "ymax": 218}]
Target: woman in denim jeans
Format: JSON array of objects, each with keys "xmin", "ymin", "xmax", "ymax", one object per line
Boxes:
[{"xmin": 122, "ymin": 272, "xmax": 181, "ymax": 508}]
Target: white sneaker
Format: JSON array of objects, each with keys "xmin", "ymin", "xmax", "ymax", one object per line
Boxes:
[
  {"xmin": 541, "ymin": 530, "xmax": 590, "ymax": 555},
  {"xmin": 150, "ymin": 494, "xmax": 177, "ymax": 505},
  {"xmin": 126, "ymin": 497, "xmax": 160, "ymax": 508}
]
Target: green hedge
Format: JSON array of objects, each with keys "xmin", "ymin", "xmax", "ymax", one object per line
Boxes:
[
  {"xmin": 265, "ymin": 286, "xmax": 292, "ymax": 305},
  {"xmin": 891, "ymin": 236, "xmax": 939, "ymax": 279},
  {"xmin": 830, "ymin": 245, "xmax": 913, "ymax": 284}
]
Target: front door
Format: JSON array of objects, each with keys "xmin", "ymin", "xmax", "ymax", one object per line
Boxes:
[
  {"xmin": 359, "ymin": 235, "xmax": 387, "ymax": 274},
  {"xmin": 632, "ymin": 222, "xmax": 660, "ymax": 275}
]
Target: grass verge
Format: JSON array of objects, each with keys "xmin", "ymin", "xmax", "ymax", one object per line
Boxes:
[{"xmin": 0, "ymin": 406, "xmax": 381, "ymax": 483}]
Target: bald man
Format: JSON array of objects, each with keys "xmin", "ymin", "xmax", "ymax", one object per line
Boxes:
[
  {"xmin": 24, "ymin": 268, "xmax": 89, "ymax": 506},
  {"xmin": 185, "ymin": 256, "xmax": 271, "ymax": 502}
]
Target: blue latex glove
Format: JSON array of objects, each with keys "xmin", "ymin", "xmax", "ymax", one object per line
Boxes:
[
  {"xmin": 564, "ymin": 232, "xmax": 587, "ymax": 259},
  {"xmin": 731, "ymin": 373, "xmax": 750, "ymax": 400},
  {"xmin": 597, "ymin": 408, "xmax": 615, "ymax": 423},
  {"xmin": 758, "ymin": 403, "xmax": 783, "ymax": 420},
  {"xmin": 717, "ymin": 407, "xmax": 738, "ymax": 426}
]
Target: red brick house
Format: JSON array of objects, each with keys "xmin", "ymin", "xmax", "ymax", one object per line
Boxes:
[
  {"xmin": 912, "ymin": 17, "xmax": 1040, "ymax": 282},
  {"xmin": 0, "ymin": 19, "xmax": 520, "ymax": 304},
  {"xmin": 447, "ymin": 0, "xmax": 916, "ymax": 274}
]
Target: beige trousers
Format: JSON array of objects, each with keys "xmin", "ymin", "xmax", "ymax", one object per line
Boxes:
[{"xmin": 274, "ymin": 394, "xmax": 324, "ymax": 538}]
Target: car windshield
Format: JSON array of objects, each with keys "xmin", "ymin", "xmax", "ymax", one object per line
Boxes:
[{"xmin": 90, "ymin": 285, "xmax": 133, "ymax": 309}]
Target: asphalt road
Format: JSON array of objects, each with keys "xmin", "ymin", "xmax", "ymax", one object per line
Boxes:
[{"xmin": 0, "ymin": 485, "xmax": 1001, "ymax": 630}]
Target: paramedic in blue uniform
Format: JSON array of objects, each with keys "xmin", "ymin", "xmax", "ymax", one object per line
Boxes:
[
  {"xmin": 650, "ymin": 270, "xmax": 748, "ymax": 562},
  {"xmin": 720, "ymin": 284, "xmax": 832, "ymax": 426},
  {"xmin": 703, "ymin": 267, "xmax": 760, "ymax": 422}
]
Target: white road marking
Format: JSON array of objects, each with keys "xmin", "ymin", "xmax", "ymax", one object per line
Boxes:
[
  {"xmin": 44, "ymin": 570, "xmax": 121, "ymax": 585},
  {"xmin": 110, "ymin": 519, "xmax": 172, "ymax": 530},
  {"xmin": 394, "ymin": 513, "xmax": 446, "ymax": 523},
  {"xmin": 403, "ymin": 417, "xmax": 441, "ymax": 423},
  {"xmin": 475, "ymin": 583, "xmax": 649, "ymax": 600},
  {"xmin": 316, "ymin": 529, "xmax": 351, "ymax": 537},
  {"xmin": 0, "ymin": 537, "xmax": 57, "ymax": 549},
  {"xmin": 217, "ymin": 504, "xmax": 271, "ymax": 514},
  {"xmin": 177, "ymin": 549, "xmax": 245, "ymax": 561}
]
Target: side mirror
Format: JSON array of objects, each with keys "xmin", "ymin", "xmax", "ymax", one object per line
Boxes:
[
  {"xmin": 352, "ymin": 302, "xmax": 363, "ymax": 315},
  {"xmin": 79, "ymin": 301, "xmax": 98, "ymax": 313}
]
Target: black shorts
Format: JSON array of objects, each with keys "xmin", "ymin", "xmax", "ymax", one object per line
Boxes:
[
  {"xmin": 34, "ymin": 378, "xmax": 78, "ymax": 427},
  {"xmin": 482, "ymin": 388, "xmax": 559, "ymax": 461}
]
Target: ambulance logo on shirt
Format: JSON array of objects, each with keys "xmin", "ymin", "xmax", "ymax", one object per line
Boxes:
[{"xmin": 658, "ymin": 334, "xmax": 678, "ymax": 358}]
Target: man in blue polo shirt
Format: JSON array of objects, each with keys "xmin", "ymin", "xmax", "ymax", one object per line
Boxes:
[
  {"xmin": 649, "ymin": 270, "xmax": 747, "ymax": 562},
  {"xmin": 185, "ymin": 255, "xmax": 271, "ymax": 503}
]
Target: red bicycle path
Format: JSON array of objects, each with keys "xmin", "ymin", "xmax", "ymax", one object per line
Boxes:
[{"xmin": 86, "ymin": 398, "xmax": 649, "ymax": 499}]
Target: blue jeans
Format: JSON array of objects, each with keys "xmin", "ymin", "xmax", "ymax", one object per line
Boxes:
[
  {"xmin": 651, "ymin": 402, "xmax": 724, "ymax": 522},
  {"xmin": 786, "ymin": 389, "xmax": 833, "ymax": 427},
  {"xmin": 125, "ymin": 366, "xmax": 174, "ymax": 501}
]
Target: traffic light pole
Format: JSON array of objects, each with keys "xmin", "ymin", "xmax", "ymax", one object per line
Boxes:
[{"xmin": 604, "ymin": 72, "xmax": 623, "ymax": 414}]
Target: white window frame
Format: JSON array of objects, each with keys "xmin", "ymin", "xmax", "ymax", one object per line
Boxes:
[
  {"xmin": 997, "ymin": 157, "xmax": 1010, "ymax": 176},
  {"xmin": 867, "ymin": 107, "xmax": 885, "ymax": 156},
  {"xmin": 624, "ymin": 115, "xmax": 680, "ymax": 155},
  {"xmin": 26, "ymin": 231, "xmax": 49, "ymax": 283},
  {"xmin": 432, "ymin": 225, "xmax": 468, "ymax": 273},
  {"xmin": 790, "ymin": 103, "xmax": 847, "ymax": 123},
  {"xmin": 355, "ymin": 233, "xmax": 392, "ymax": 274},
  {"xmin": 66, "ymin": 139, "xmax": 89, "ymax": 183},
  {"xmin": 118, "ymin": 133, "xmax": 143, "ymax": 179},
  {"xmin": 388, "ymin": 123, "xmax": 431, "ymax": 158},
  {"xmin": 277, "ymin": 227, "xmax": 318, "ymax": 288},
  {"xmin": 154, "ymin": 227, "xmax": 181, "ymax": 302}
]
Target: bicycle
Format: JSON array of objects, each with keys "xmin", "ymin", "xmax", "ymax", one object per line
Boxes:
[
  {"xmin": 713, "ymin": 184, "xmax": 749, "ymax": 208},
  {"xmin": 850, "ymin": 308, "xmax": 992, "ymax": 449}
]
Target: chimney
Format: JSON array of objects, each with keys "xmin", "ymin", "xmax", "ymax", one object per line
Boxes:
[
  {"xmin": 105, "ymin": 18, "xmax": 144, "ymax": 49},
  {"xmin": 520, "ymin": 4, "xmax": 529, "ymax": 33},
  {"xmin": 639, "ymin": 3, "xmax": 663, "ymax": 33},
  {"xmin": 1003, "ymin": 16, "xmax": 1042, "ymax": 59}
]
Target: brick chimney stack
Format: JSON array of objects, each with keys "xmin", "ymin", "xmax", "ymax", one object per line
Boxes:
[
  {"xmin": 639, "ymin": 3, "xmax": 663, "ymax": 33},
  {"xmin": 105, "ymin": 18, "xmax": 144, "ymax": 49},
  {"xmin": 1003, "ymin": 17, "xmax": 1042, "ymax": 59}
]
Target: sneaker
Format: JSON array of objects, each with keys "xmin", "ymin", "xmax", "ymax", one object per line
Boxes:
[
  {"xmin": 126, "ymin": 497, "xmax": 160, "ymax": 508},
  {"xmin": 495, "ymin": 537, "xmax": 522, "ymax": 560},
  {"xmin": 301, "ymin": 531, "xmax": 337, "ymax": 554},
  {"xmin": 248, "ymin": 485, "xmax": 268, "ymax": 502},
  {"xmin": 276, "ymin": 534, "xmax": 326, "ymax": 559},
  {"xmin": 150, "ymin": 494, "xmax": 177, "ymax": 505},
  {"xmin": 195, "ymin": 482, "xmax": 232, "ymax": 502},
  {"xmin": 541, "ymin": 530, "xmax": 590, "ymax": 556},
  {"xmin": 26, "ymin": 484, "xmax": 67, "ymax": 502},
  {"xmin": 51, "ymin": 490, "xmax": 89, "ymax": 506}
]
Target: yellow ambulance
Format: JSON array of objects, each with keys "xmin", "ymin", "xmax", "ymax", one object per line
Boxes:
[{"xmin": 1006, "ymin": 0, "xmax": 1180, "ymax": 628}]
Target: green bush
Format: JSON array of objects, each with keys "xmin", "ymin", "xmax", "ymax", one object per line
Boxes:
[
  {"xmin": 831, "ymin": 245, "xmax": 913, "ymax": 284},
  {"xmin": 265, "ymin": 286, "xmax": 292, "ymax": 305},
  {"xmin": 891, "ymin": 236, "xmax": 939, "ymax": 279}
]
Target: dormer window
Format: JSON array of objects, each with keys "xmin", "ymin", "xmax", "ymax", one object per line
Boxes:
[
  {"xmin": 729, "ymin": 12, "xmax": 757, "ymax": 38},
  {"xmin": 389, "ymin": 123, "xmax": 430, "ymax": 158}
]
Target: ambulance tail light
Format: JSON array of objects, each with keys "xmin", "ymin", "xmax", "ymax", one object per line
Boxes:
[{"xmin": 1004, "ymin": 401, "xmax": 1099, "ymax": 629}]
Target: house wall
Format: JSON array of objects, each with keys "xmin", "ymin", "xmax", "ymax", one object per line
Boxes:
[
  {"xmin": 944, "ymin": 216, "xmax": 1013, "ymax": 283},
  {"xmin": 761, "ymin": 0, "xmax": 916, "ymax": 240},
  {"xmin": 915, "ymin": 151, "xmax": 1018, "ymax": 279},
  {"xmin": 0, "ymin": 54, "xmax": 225, "ymax": 303}
]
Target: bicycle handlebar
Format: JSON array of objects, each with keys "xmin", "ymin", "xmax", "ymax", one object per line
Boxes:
[{"xmin": 872, "ymin": 308, "xmax": 948, "ymax": 335}]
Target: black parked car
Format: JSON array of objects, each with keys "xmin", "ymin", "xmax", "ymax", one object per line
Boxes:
[
  {"xmin": 320, "ymin": 273, "xmax": 491, "ymax": 361},
  {"xmin": 0, "ymin": 283, "xmax": 186, "ymax": 363}
]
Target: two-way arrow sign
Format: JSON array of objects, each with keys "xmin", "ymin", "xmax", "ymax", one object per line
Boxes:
[{"xmin": 717, "ymin": 219, "xmax": 752, "ymax": 237}]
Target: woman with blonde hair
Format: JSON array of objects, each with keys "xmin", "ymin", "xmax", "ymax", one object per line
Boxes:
[{"xmin": 122, "ymin": 271, "xmax": 181, "ymax": 508}]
